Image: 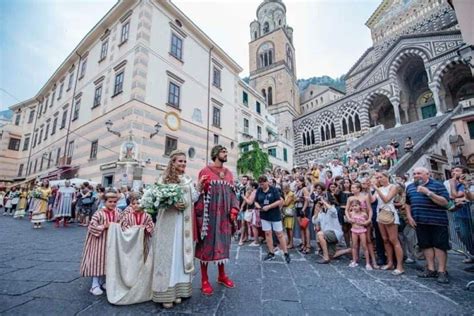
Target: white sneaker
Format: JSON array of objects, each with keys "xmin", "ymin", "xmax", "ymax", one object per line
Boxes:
[
  {"xmin": 404, "ymin": 258, "xmax": 415, "ymax": 264},
  {"xmin": 348, "ymin": 261, "xmax": 359, "ymax": 268},
  {"xmin": 249, "ymin": 242, "xmax": 260, "ymax": 247},
  {"xmin": 274, "ymin": 248, "xmax": 283, "ymax": 256},
  {"xmin": 89, "ymin": 286, "xmax": 104, "ymax": 296}
]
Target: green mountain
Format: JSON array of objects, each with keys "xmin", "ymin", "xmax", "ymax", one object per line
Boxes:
[
  {"xmin": 241, "ymin": 75, "xmax": 346, "ymax": 93},
  {"xmin": 297, "ymin": 75, "xmax": 346, "ymax": 93}
]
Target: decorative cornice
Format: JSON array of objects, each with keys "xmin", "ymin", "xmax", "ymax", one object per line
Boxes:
[
  {"xmin": 166, "ymin": 70, "xmax": 185, "ymax": 84},
  {"xmin": 169, "ymin": 21, "xmax": 187, "ymax": 38},
  {"xmin": 113, "ymin": 60, "xmax": 127, "ymax": 71},
  {"xmin": 94, "ymin": 75, "xmax": 105, "ymax": 85},
  {"xmin": 120, "ymin": 10, "xmax": 133, "ymax": 23},
  {"xmin": 212, "ymin": 58, "xmax": 223, "ymax": 69}
]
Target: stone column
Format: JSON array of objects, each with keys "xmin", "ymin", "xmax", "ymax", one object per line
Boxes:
[
  {"xmin": 391, "ymin": 99, "xmax": 402, "ymax": 127},
  {"xmin": 429, "ymin": 83, "xmax": 443, "ymax": 116}
]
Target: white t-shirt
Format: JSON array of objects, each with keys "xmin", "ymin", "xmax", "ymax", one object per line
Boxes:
[{"xmin": 315, "ymin": 206, "xmax": 343, "ymax": 242}]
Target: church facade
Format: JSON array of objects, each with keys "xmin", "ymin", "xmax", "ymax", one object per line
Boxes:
[{"xmin": 293, "ymin": 0, "xmax": 474, "ymax": 166}]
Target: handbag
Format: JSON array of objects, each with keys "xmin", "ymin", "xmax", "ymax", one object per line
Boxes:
[
  {"xmin": 11, "ymin": 197, "xmax": 19, "ymax": 205},
  {"xmin": 283, "ymin": 207, "xmax": 295, "ymax": 217},
  {"xmin": 299, "ymin": 217, "xmax": 310, "ymax": 229},
  {"xmin": 377, "ymin": 207, "xmax": 395, "ymax": 225}
]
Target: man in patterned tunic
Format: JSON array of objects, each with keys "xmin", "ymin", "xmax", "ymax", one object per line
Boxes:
[{"xmin": 194, "ymin": 145, "xmax": 239, "ymax": 296}]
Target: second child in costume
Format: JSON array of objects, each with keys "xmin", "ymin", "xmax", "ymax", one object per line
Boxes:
[{"xmin": 120, "ymin": 193, "xmax": 154, "ymax": 259}]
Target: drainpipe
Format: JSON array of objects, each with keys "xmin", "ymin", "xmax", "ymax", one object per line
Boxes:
[
  {"xmin": 205, "ymin": 46, "xmax": 214, "ymax": 165},
  {"xmin": 63, "ymin": 52, "xmax": 82, "ymax": 168}
]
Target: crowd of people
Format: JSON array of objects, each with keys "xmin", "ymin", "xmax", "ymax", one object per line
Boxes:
[
  {"xmin": 234, "ymin": 160, "xmax": 474, "ymax": 284},
  {"xmin": 1, "ymin": 143, "xmax": 473, "ymax": 306},
  {"xmin": 0, "ymin": 180, "xmax": 134, "ymax": 229}
]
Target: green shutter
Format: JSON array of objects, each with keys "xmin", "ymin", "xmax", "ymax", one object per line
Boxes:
[{"xmin": 468, "ymin": 121, "xmax": 474, "ymax": 139}]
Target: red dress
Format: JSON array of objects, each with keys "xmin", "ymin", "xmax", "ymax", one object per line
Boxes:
[{"xmin": 194, "ymin": 166, "xmax": 239, "ymax": 263}]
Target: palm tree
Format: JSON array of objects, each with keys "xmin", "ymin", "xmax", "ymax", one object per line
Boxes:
[{"xmin": 237, "ymin": 141, "xmax": 272, "ymax": 179}]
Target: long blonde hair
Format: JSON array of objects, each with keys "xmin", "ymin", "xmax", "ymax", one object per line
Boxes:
[{"xmin": 163, "ymin": 150, "xmax": 186, "ymax": 184}]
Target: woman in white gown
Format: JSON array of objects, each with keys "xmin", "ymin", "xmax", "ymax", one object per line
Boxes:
[{"xmin": 106, "ymin": 150, "xmax": 202, "ymax": 309}]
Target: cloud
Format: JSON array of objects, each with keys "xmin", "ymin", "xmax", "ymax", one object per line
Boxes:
[{"xmin": 1, "ymin": 0, "xmax": 379, "ymax": 110}]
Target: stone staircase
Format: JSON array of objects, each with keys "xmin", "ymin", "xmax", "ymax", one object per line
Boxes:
[{"xmin": 352, "ymin": 105, "xmax": 462, "ymax": 175}]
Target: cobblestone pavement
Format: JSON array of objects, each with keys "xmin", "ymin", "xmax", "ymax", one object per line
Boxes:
[{"xmin": 1, "ymin": 215, "xmax": 473, "ymax": 315}]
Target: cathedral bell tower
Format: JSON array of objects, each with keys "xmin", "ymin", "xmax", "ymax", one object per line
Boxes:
[{"xmin": 249, "ymin": 0, "xmax": 299, "ymax": 142}]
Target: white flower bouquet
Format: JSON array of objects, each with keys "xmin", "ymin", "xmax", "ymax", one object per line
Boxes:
[{"xmin": 140, "ymin": 183, "xmax": 184, "ymax": 215}]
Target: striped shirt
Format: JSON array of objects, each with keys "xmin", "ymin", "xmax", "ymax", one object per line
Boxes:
[{"xmin": 406, "ymin": 179, "xmax": 449, "ymax": 226}]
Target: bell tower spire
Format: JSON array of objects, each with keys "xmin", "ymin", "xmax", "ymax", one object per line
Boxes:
[{"xmin": 248, "ymin": 0, "xmax": 298, "ymax": 143}]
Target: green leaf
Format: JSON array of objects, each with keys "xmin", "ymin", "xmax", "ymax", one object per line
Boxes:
[{"xmin": 236, "ymin": 141, "xmax": 272, "ymax": 179}]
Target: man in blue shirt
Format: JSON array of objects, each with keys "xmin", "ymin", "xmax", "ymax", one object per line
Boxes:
[
  {"xmin": 405, "ymin": 167, "xmax": 450, "ymax": 283},
  {"xmin": 255, "ymin": 175, "xmax": 291, "ymax": 263}
]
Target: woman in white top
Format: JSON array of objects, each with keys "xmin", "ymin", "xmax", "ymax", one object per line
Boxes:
[{"xmin": 370, "ymin": 171, "xmax": 404, "ymax": 275}]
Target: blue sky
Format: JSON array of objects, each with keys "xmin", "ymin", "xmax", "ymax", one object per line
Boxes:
[{"xmin": 0, "ymin": 0, "xmax": 380, "ymax": 110}]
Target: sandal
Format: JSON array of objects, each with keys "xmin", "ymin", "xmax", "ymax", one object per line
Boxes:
[
  {"xmin": 163, "ymin": 303, "xmax": 173, "ymax": 309},
  {"xmin": 392, "ymin": 269, "xmax": 404, "ymax": 276},
  {"xmin": 381, "ymin": 265, "xmax": 394, "ymax": 270}
]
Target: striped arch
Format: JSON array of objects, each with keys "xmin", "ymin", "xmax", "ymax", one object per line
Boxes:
[
  {"xmin": 337, "ymin": 101, "xmax": 362, "ymax": 135},
  {"xmin": 314, "ymin": 110, "xmax": 339, "ymax": 142},
  {"xmin": 388, "ymin": 48, "xmax": 431, "ymax": 81},
  {"xmin": 361, "ymin": 89, "xmax": 393, "ymax": 128},
  {"xmin": 295, "ymin": 117, "xmax": 316, "ymax": 148},
  {"xmin": 361, "ymin": 89, "xmax": 393, "ymax": 110},
  {"xmin": 430, "ymin": 57, "xmax": 469, "ymax": 91}
]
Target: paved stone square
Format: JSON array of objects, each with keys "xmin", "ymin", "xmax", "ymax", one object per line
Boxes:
[{"xmin": 0, "ymin": 216, "xmax": 473, "ymax": 315}]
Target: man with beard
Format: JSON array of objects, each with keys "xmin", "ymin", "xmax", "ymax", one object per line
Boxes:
[{"xmin": 194, "ymin": 145, "xmax": 240, "ymax": 296}]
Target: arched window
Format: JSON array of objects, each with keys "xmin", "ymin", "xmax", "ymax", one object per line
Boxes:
[
  {"xmin": 320, "ymin": 126, "xmax": 325, "ymax": 142},
  {"xmin": 325, "ymin": 125, "xmax": 330, "ymax": 140},
  {"xmin": 258, "ymin": 42, "xmax": 274, "ymax": 69},
  {"xmin": 306, "ymin": 131, "xmax": 310, "ymax": 144},
  {"xmin": 342, "ymin": 119, "xmax": 348, "ymax": 135},
  {"xmin": 263, "ymin": 22, "xmax": 270, "ymax": 34},
  {"xmin": 254, "ymin": 31, "xmax": 257, "ymax": 39},
  {"xmin": 348, "ymin": 117, "xmax": 354, "ymax": 133},
  {"xmin": 279, "ymin": 19, "xmax": 282, "ymax": 26},
  {"xmin": 261, "ymin": 89, "xmax": 267, "ymax": 101},
  {"xmin": 302, "ymin": 132, "xmax": 307, "ymax": 146},
  {"xmin": 286, "ymin": 45, "xmax": 293, "ymax": 70},
  {"xmin": 268, "ymin": 87, "xmax": 273, "ymax": 105},
  {"xmin": 355, "ymin": 114, "xmax": 361, "ymax": 131},
  {"xmin": 330, "ymin": 123, "xmax": 336, "ymax": 139},
  {"xmin": 311, "ymin": 130, "xmax": 315, "ymax": 144}
]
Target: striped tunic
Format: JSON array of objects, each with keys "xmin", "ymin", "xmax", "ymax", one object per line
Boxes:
[
  {"xmin": 80, "ymin": 208, "xmax": 120, "ymax": 277},
  {"xmin": 406, "ymin": 179, "xmax": 450, "ymax": 226},
  {"xmin": 120, "ymin": 210, "xmax": 155, "ymax": 258}
]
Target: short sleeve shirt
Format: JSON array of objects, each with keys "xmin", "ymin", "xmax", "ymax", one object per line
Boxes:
[
  {"xmin": 406, "ymin": 178, "xmax": 450, "ymax": 226},
  {"xmin": 256, "ymin": 186, "xmax": 282, "ymax": 222}
]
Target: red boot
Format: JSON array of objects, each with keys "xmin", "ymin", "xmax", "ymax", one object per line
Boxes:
[
  {"xmin": 200, "ymin": 262, "xmax": 213, "ymax": 296},
  {"xmin": 54, "ymin": 218, "xmax": 60, "ymax": 228},
  {"xmin": 63, "ymin": 218, "xmax": 68, "ymax": 227},
  {"xmin": 217, "ymin": 263, "xmax": 235, "ymax": 288}
]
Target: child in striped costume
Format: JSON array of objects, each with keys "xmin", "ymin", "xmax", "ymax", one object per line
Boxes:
[
  {"xmin": 120, "ymin": 193, "xmax": 154, "ymax": 260},
  {"xmin": 80, "ymin": 191, "xmax": 121, "ymax": 296}
]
